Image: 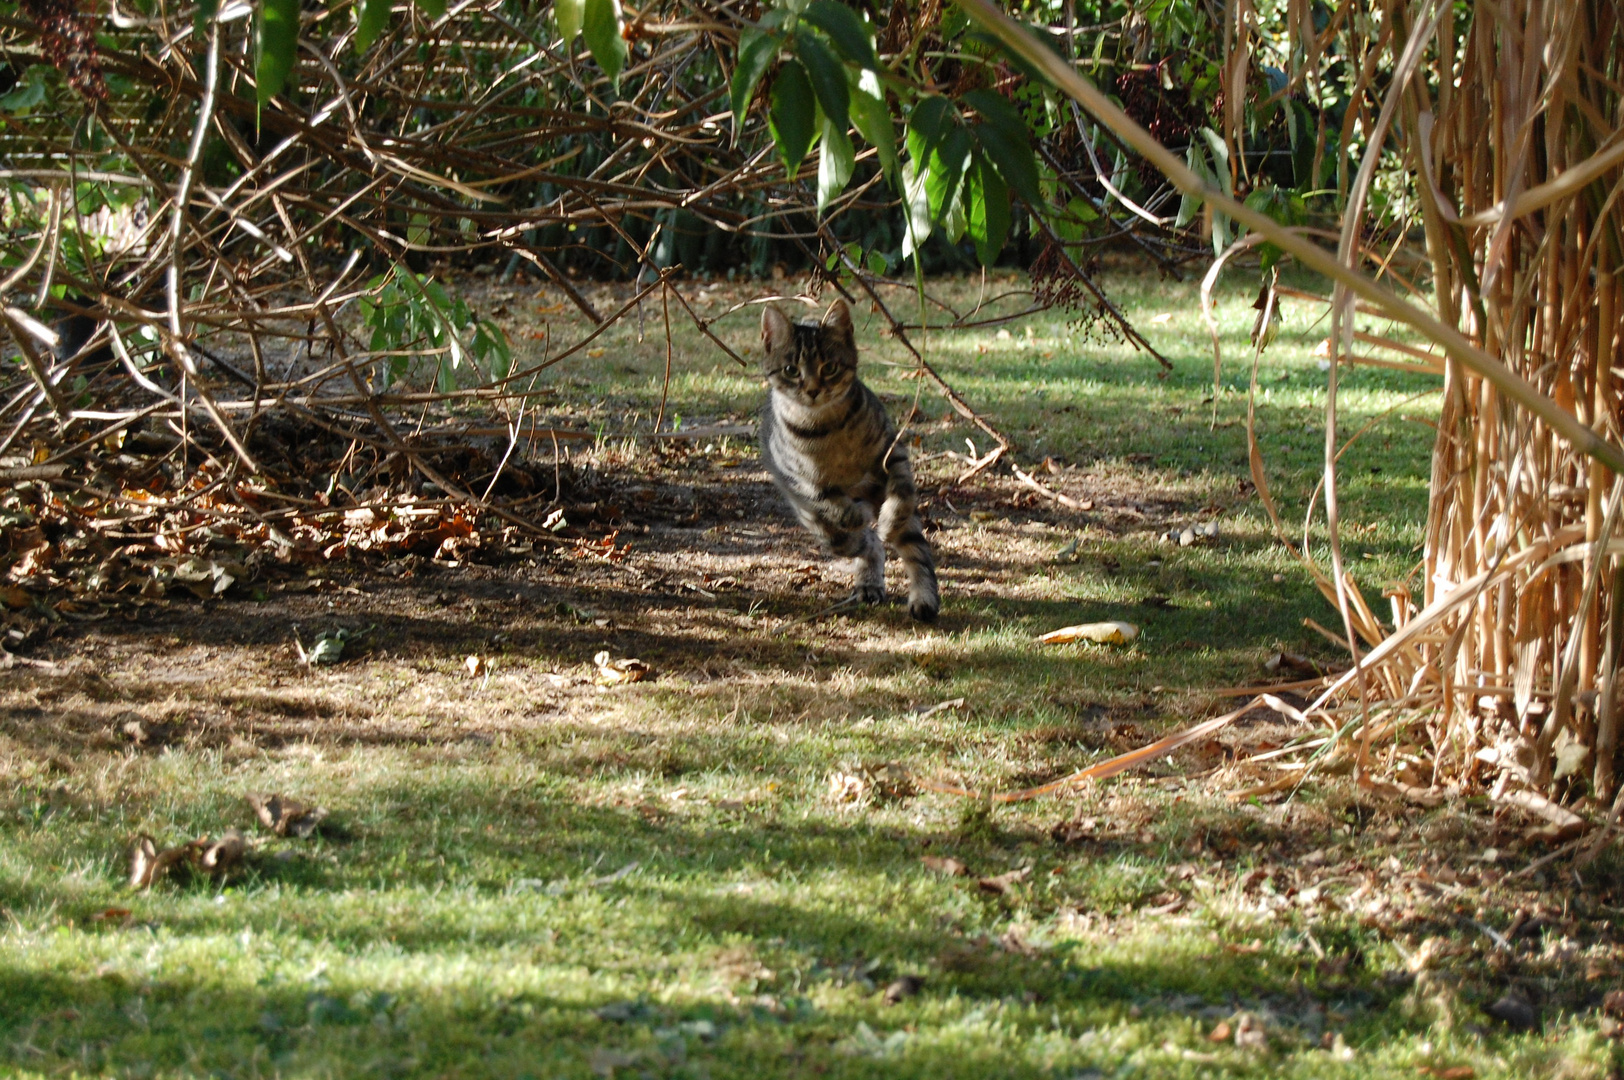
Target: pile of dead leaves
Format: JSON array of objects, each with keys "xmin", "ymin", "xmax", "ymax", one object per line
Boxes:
[
  {"xmin": 128, "ymin": 829, "xmax": 248, "ymax": 889},
  {"xmin": 126, "ymin": 792, "xmax": 329, "ymax": 890},
  {"xmin": 1, "ymin": 472, "xmax": 522, "ymax": 639}
]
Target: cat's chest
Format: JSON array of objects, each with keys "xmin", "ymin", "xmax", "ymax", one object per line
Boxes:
[{"xmin": 769, "ymin": 392, "xmax": 883, "ymax": 484}]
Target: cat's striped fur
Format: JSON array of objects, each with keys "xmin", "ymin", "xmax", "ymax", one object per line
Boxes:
[{"xmin": 759, "ymin": 299, "xmax": 939, "ymax": 622}]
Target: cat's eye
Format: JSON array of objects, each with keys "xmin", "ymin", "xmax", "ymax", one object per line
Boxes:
[
  {"xmin": 821, "ymin": 362, "xmax": 841, "ymax": 378},
  {"xmin": 782, "ymin": 365, "xmax": 799, "ymax": 379}
]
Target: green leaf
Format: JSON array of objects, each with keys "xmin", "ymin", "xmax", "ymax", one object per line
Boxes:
[
  {"xmin": 900, "ymin": 157, "xmax": 931, "ymax": 262},
  {"xmin": 849, "ymin": 69, "xmax": 897, "ymax": 186},
  {"xmin": 924, "ymin": 124, "xmax": 970, "ymax": 226},
  {"xmin": 941, "ymin": 182, "xmax": 966, "ymax": 246},
  {"xmin": 555, "ymin": 0, "xmax": 584, "ymax": 44},
  {"xmin": 0, "ymin": 65, "xmax": 48, "ymax": 114},
  {"xmin": 731, "ymin": 26, "xmax": 780, "ymax": 133},
  {"xmin": 768, "ymin": 60, "xmax": 816, "ymax": 178},
  {"xmin": 474, "ymin": 320, "xmax": 512, "ymax": 381},
  {"xmin": 1197, "ymin": 127, "xmax": 1233, "ymax": 253},
  {"xmin": 961, "ymin": 90, "xmax": 1041, "ymax": 205},
  {"xmin": 865, "ymin": 250, "xmax": 888, "ymax": 276},
  {"xmin": 254, "ymin": 0, "xmax": 300, "ymax": 106},
  {"xmin": 411, "ymin": 0, "xmax": 443, "ymax": 19},
  {"xmin": 973, "ymin": 122, "xmax": 1041, "ymax": 207},
  {"xmin": 960, "ymin": 88, "xmax": 1023, "ymax": 135},
  {"xmin": 817, "ymin": 113, "xmax": 854, "ymax": 213},
  {"xmin": 906, "ymin": 95, "xmax": 955, "ymax": 166},
  {"xmin": 354, "ymin": 0, "xmax": 391, "ymax": 52},
  {"xmin": 1176, "ymin": 139, "xmax": 1209, "ymax": 228},
  {"xmin": 965, "ymin": 151, "xmax": 1009, "ymax": 267},
  {"xmin": 793, "ymin": 28, "xmax": 847, "ymax": 132},
  {"xmin": 582, "ymin": 0, "xmax": 627, "ymax": 89},
  {"xmin": 963, "ymin": 26, "xmax": 1059, "ymax": 87},
  {"xmin": 800, "ymin": 0, "xmax": 876, "ymax": 70}
]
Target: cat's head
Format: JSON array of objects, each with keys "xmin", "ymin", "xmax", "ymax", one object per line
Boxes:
[{"xmin": 760, "ymin": 299, "xmax": 857, "ymax": 406}]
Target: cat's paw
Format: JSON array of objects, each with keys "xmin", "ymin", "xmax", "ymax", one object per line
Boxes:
[
  {"xmin": 908, "ymin": 598, "xmax": 940, "ymax": 623},
  {"xmin": 852, "ymin": 584, "xmax": 886, "ymax": 605}
]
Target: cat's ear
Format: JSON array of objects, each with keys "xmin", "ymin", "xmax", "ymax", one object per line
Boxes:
[
  {"xmin": 761, "ymin": 305, "xmax": 793, "ymax": 354},
  {"xmin": 821, "ymin": 298, "xmax": 854, "ymax": 345}
]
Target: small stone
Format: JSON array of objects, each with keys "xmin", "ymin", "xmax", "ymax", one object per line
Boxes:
[
  {"xmin": 1484, "ymin": 989, "xmax": 1536, "ymax": 1030},
  {"xmin": 883, "ymin": 975, "xmax": 925, "ymax": 1005},
  {"xmin": 1178, "ymin": 528, "xmax": 1197, "ymax": 547}
]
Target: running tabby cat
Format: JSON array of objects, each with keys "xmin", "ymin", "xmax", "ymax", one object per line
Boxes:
[{"xmin": 759, "ymin": 299, "xmax": 939, "ymax": 622}]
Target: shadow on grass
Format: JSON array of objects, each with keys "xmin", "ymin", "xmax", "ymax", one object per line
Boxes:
[{"xmin": 0, "ymin": 884, "xmax": 1410, "ymax": 1080}]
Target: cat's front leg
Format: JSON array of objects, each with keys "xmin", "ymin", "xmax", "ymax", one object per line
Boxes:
[
  {"xmin": 810, "ymin": 516, "xmax": 885, "ymax": 606},
  {"xmin": 846, "ymin": 529, "xmax": 885, "ymax": 605},
  {"xmin": 810, "ymin": 486, "xmax": 872, "ymax": 533}
]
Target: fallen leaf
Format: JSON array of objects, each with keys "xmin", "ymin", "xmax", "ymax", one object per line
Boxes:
[
  {"xmin": 827, "ymin": 771, "xmax": 866, "ymax": 803},
  {"xmin": 1039, "ymin": 622, "xmax": 1140, "ymax": 646},
  {"xmin": 247, "ymin": 793, "xmax": 329, "ymax": 838},
  {"xmin": 1149, "ymin": 312, "xmax": 1174, "ymax": 324},
  {"xmin": 10, "ymin": 537, "xmax": 55, "ymax": 578},
  {"xmin": 1264, "ymin": 650, "xmax": 1320, "ymax": 674},
  {"xmin": 1233, "ymin": 1012, "xmax": 1267, "ymax": 1049},
  {"xmin": 199, "ymin": 828, "xmax": 247, "ymax": 875},
  {"xmin": 920, "ymin": 855, "xmax": 968, "ymax": 877},
  {"xmin": 127, "ymin": 835, "xmax": 157, "ymax": 888},
  {"xmin": 883, "ymin": 975, "xmax": 924, "ymax": 1004},
  {"xmin": 587, "ymin": 861, "xmax": 639, "ymax": 887},
  {"xmin": 464, "ymin": 654, "xmax": 488, "ymax": 677},
  {"xmin": 593, "ymin": 650, "xmax": 650, "ymax": 685},
  {"xmin": 1494, "ymin": 788, "xmax": 1585, "ymax": 829},
  {"xmin": 1208, "ymin": 1020, "xmax": 1231, "ymax": 1041},
  {"xmin": 127, "ymin": 834, "xmax": 199, "ymax": 890},
  {"xmin": 857, "ymin": 761, "xmax": 916, "ymax": 801},
  {"xmin": 294, "ymin": 625, "xmax": 355, "ymax": 666},
  {"xmin": 88, "ymin": 907, "xmax": 132, "ymax": 924},
  {"xmin": 1140, "ymin": 891, "xmax": 1185, "ymax": 915},
  {"xmin": 976, "ymin": 865, "xmax": 1031, "ymax": 895}
]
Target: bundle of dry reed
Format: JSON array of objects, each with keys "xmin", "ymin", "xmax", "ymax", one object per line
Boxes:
[{"xmin": 965, "ymin": 0, "xmax": 1624, "ymax": 819}]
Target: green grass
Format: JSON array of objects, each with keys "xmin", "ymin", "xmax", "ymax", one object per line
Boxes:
[{"xmin": 2, "ymin": 264, "xmax": 1617, "ymax": 1079}]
